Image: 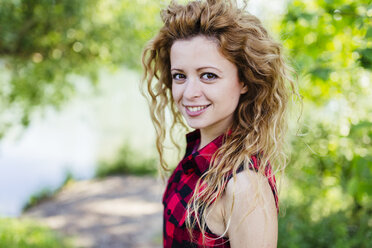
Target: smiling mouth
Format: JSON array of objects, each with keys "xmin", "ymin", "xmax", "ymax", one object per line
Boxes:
[
  {"xmin": 186, "ymin": 105, "xmax": 210, "ymax": 112},
  {"xmin": 183, "ymin": 104, "xmax": 211, "ymax": 116}
]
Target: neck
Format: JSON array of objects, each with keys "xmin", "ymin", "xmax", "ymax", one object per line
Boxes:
[
  {"xmin": 199, "ymin": 126, "xmax": 229, "ymax": 150},
  {"xmin": 198, "ymin": 115, "xmax": 234, "ymax": 150}
]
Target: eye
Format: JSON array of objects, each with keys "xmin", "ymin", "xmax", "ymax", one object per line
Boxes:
[
  {"xmin": 172, "ymin": 73, "xmax": 186, "ymax": 81},
  {"xmin": 201, "ymin": 72, "xmax": 218, "ymax": 81}
]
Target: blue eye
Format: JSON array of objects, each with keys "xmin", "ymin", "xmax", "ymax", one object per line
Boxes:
[
  {"xmin": 201, "ymin": 73, "xmax": 218, "ymax": 80},
  {"xmin": 172, "ymin": 73, "xmax": 186, "ymax": 80}
]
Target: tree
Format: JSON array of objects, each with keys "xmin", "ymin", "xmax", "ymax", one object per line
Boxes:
[
  {"xmin": 277, "ymin": 0, "xmax": 372, "ymax": 246},
  {"xmin": 0, "ymin": 0, "xmax": 163, "ymax": 137}
]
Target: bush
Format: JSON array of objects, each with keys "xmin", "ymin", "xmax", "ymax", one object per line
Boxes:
[
  {"xmin": 278, "ymin": 204, "xmax": 372, "ymax": 248},
  {"xmin": 0, "ymin": 218, "xmax": 73, "ymax": 248},
  {"xmin": 23, "ymin": 172, "xmax": 74, "ymax": 212},
  {"xmin": 95, "ymin": 144, "xmax": 157, "ymax": 177}
]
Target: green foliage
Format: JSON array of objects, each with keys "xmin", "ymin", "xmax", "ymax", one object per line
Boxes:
[
  {"xmin": 276, "ymin": 0, "xmax": 372, "ymax": 103},
  {"xmin": 0, "ymin": 0, "xmax": 163, "ymax": 137},
  {"xmin": 278, "ymin": 205, "xmax": 372, "ymax": 248},
  {"xmin": 0, "ymin": 218, "xmax": 73, "ymax": 248},
  {"xmin": 280, "ymin": 113, "xmax": 372, "ymax": 246},
  {"xmin": 289, "ymin": 116, "xmax": 372, "ymax": 206},
  {"xmin": 22, "ymin": 171, "xmax": 75, "ymax": 212},
  {"xmin": 95, "ymin": 144, "xmax": 157, "ymax": 177},
  {"xmin": 277, "ymin": 0, "xmax": 372, "ymax": 246},
  {"xmin": 22, "ymin": 188, "xmax": 54, "ymax": 213}
]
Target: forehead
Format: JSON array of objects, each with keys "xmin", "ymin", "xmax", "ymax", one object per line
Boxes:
[
  {"xmin": 171, "ymin": 35, "xmax": 218, "ymax": 49},
  {"xmin": 170, "ymin": 36, "xmax": 229, "ymax": 68}
]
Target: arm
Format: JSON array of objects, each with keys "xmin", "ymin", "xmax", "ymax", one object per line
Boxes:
[{"xmin": 222, "ymin": 170, "xmax": 278, "ymax": 248}]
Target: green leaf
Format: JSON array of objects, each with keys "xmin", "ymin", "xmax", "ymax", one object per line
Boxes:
[
  {"xmin": 357, "ymin": 48, "xmax": 372, "ymax": 69},
  {"xmin": 310, "ymin": 66, "xmax": 332, "ymax": 81},
  {"xmin": 366, "ymin": 27, "xmax": 372, "ymax": 39}
]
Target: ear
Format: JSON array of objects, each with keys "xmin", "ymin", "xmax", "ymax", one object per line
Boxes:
[{"xmin": 240, "ymin": 83, "xmax": 248, "ymax": 94}]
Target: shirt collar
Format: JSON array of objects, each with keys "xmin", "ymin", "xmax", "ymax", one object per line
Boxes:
[{"xmin": 181, "ymin": 129, "xmax": 225, "ymax": 175}]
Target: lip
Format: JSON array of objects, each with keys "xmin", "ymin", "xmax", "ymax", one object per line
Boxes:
[{"xmin": 183, "ymin": 104, "xmax": 211, "ymax": 117}]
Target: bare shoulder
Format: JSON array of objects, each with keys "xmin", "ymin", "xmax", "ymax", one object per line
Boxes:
[
  {"xmin": 224, "ymin": 169, "xmax": 273, "ymax": 202},
  {"xmin": 222, "ymin": 169, "xmax": 278, "ymax": 248}
]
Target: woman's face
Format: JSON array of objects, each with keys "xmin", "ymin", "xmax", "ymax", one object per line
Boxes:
[{"xmin": 171, "ymin": 35, "xmax": 247, "ymax": 136}]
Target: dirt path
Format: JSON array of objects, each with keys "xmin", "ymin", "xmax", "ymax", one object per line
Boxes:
[{"xmin": 22, "ymin": 176, "xmax": 164, "ymax": 248}]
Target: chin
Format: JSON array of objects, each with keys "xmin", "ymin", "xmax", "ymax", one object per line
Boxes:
[{"xmin": 185, "ymin": 121, "xmax": 205, "ymax": 130}]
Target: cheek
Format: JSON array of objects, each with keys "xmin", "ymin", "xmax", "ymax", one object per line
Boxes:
[
  {"xmin": 214, "ymin": 86, "xmax": 242, "ymax": 111},
  {"xmin": 171, "ymin": 84, "xmax": 182, "ymax": 104},
  {"xmin": 208, "ymin": 85, "xmax": 241, "ymax": 103}
]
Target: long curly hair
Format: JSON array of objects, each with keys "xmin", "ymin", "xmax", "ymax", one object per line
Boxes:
[{"xmin": 142, "ymin": 0, "xmax": 296, "ymax": 241}]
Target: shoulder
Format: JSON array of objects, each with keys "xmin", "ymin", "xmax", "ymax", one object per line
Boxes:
[
  {"xmin": 223, "ymin": 169, "xmax": 275, "ymax": 214},
  {"xmin": 221, "ymin": 169, "xmax": 278, "ymax": 247},
  {"xmin": 225, "ymin": 167, "xmax": 272, "ymax": 195}
]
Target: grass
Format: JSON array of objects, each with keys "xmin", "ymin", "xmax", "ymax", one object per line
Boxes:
[
  {"xmin": 22, "ymin": 171, "xmax": 74, "ymax": 212},
  {"xmin": 0, "ymin": 217, "xmax": 74, "ymax": 248}
]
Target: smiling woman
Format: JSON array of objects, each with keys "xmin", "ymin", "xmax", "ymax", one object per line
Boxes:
[
  {"xmin": 171, "ymin": 36, "xmax": 247, "ymax": 148},
  {"xmin": 141, "ymin": 0, "xmax": 296, "ymax": 247}
]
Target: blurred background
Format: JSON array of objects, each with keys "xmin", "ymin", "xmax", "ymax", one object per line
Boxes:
[{"xmin": 0, "ymin": 0, "xmax": 371, "ymax": 247}]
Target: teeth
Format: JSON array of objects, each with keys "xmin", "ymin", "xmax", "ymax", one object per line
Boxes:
[{"xmin": 186, "ymin": 105, "xmax": 208, "ymax": 112}]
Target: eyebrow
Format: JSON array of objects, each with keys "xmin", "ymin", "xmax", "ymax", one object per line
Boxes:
[
  {"xmin": 170, "ymin": 66, "xmax": 222, "ymax": 73},
  {"xmin": 198, "ymin": 66, "xmax": 222, "ymax": 73}
]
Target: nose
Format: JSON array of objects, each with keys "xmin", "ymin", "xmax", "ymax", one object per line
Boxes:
[{"xmin": 183, "ymin": 77, "xmax": 202, "ymax": 99}]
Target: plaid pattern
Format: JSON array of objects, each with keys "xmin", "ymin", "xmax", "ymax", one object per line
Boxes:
[{"xmin": 163, "ymin": 129, "xmax": 278, "ymax": 247}]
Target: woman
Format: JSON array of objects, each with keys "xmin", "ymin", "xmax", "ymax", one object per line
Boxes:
[{"xmin": 142, "ymin": 0, "xmax": 295, "ymax": 247}]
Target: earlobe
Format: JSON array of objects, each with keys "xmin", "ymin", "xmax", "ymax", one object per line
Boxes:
[{"xmin": 240, "ymin": 83, "xmax": 248, "ymax": 94}]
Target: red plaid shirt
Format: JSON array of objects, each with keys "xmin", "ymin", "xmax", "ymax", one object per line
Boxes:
[{"xmin": 162, "ymin": 129, "xmax": 278, "ymax": 247}]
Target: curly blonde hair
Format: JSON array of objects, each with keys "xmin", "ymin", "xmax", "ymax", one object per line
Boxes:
[{"xmin": 142, "ymin": 0, "xmax": 296, "ymax": 241}]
